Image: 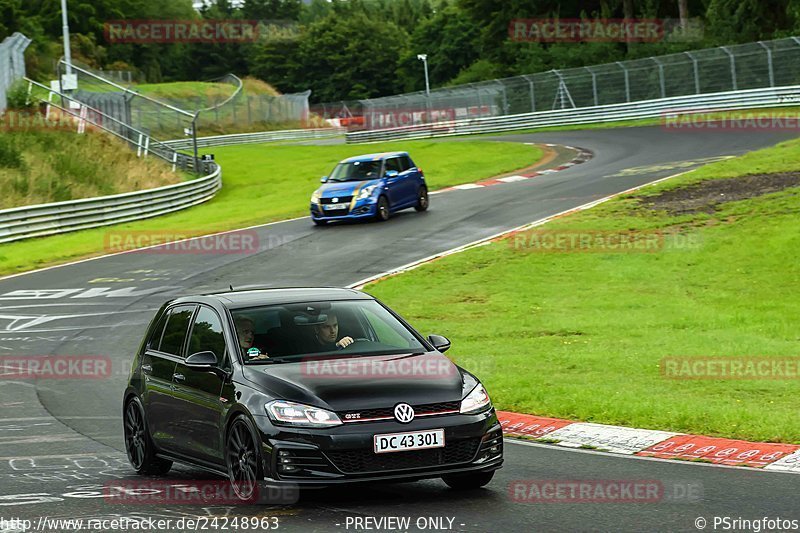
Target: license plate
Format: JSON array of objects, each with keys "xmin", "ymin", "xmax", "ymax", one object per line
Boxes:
[
  {"xmin": 374, "ymin": 429, "xmax": 445, "ymax": 454},
  {"xmin": 323, "ymin": 203, "xmax": 349, "ymax": 211}
]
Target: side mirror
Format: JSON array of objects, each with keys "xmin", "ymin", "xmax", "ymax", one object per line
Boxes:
[
  {"xmin": 427, "ymin": 334, "xmax": 451, "ymax": 353},
  {"xmin": 385, "ymin": 170, "xmax": 399, "ymax": 179},
  {"xmin": 185, "ymin": 351, "xmax": 217, "ymax": 368},
  {"xmin": 320, "ymin": 176, "xmax": 328, "ymax": 183}
]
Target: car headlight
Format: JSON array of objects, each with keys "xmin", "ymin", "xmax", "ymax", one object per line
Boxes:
[
  {"xmin": 357, "ymin": 185, "xmax": 379, "ymax": 200},
  {"xmin": 460, "ymin": 383, "xmax": 492, "ymax": 414},
  {"xmin": 310, "ymin": 190, "xmax": 321, "ymax": 204},
  {"xmin": 266, "ymin": 400, "xmax": 342, "ymax": 427}
]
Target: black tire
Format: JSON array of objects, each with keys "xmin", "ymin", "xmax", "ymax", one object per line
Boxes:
[
  {"xmin": 123, "ymin": 397, "xmax": 172, "ymax": 476},
  {"xmin": 226, "ymin": 416, "xmax": 264, "ymax": 502},
  {"xmin": 414, "ymin": 186, "xmax": 429, "ymax": 212},
  {"xmin": 313, "ymin": 218, "xmax": 327, "ymax": 226},
  {"xmin": 375, "ymin": 196, "xmax": 390, "ymax": 222},
  {"xmin": 442, "ymin": 470, "xmax": 495, "ymax": 490}
]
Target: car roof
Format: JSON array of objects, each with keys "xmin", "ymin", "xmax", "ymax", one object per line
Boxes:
[
  {"xmin": 340, "ymin": 152, "xmax": 408, "ymax": 163},
  {"xmin": 171, "ymin": 287, "xmax": 373, "ymax": 309}
]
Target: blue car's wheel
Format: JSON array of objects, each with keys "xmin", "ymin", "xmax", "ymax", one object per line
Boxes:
[
  {"xmin": 375, "ymin": 196, "xmax": 390, "ymax": 222},
  {"xmin": 414, "ymin": 186, "xmax": 429, "ymax": 212}
]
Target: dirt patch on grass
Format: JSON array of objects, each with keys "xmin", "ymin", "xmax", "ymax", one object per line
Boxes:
[{"xmin": 641, "ymin": 172, "xmax": 800, "ymax": 215}]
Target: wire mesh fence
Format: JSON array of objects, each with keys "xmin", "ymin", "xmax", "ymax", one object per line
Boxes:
[
  {"xmin": 320, "ymin": 36, "xmax": 800, "ymax": 131},
  {"xmin": 0, "ymin": 32, "xmax": 32, "ymax": 113},
  {"xmin": 60, "ymin": 61, "xmax": 313, "ymax": 139}
]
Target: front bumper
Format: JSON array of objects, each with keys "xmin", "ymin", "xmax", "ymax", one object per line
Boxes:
[
  {"xmin": 252, "ymin": 410, "xmax": 503, "ymax": 487},
  {"xmin": 310, "ymin": 199, "xmax": 377, "ymax": 221}
]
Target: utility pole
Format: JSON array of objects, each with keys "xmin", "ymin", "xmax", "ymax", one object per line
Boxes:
[
  {"xmin": 61, "ymin": 0, "xmax": 73, "ymax": 76},
  {"xmin": 417, "ymin": 54, "xmax": 430, "ymax": 97}
]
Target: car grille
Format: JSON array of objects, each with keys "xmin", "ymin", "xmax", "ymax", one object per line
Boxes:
[
  {"xmin": 320, "ymin": 196, "xmax": 353, "ymax": 204},
  {"xmin": 324, "ymin": 438, "xmax": 481, "ymax": 474},
  {"xmin": 339, "ymin": 401, "xmax": 460, "ymax": 423}
]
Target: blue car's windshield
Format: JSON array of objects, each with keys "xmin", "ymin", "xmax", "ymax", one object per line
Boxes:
[{"xmin": 329, "ymin": 161, "xmax": 382, "ymax": 182}]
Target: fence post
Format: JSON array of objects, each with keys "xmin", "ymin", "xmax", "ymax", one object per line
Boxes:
[
  {"xmin": 523, "ymin": 75, "xmax": 536, "ymax": 112},
  {"xmin": 757, "ymin": 41, "xmax": 775, "ymax": 87},
  {"xmin": 720, "ymin": 46, "xmax": 737, "ymax": 91},
  {"xmin": 684, "ymin": 52, "xmax": 700, "ymax": 94},
  {"xmin": 616, "ymin": 62, "xmax": 630, "ymax": 102},
  {"xmin": 585, "ymin": 67, "xmax": 598, "ymax": 106},
  {"xmin": 651, "ymin": 57, "xmax": 666, "ymax": 98}
]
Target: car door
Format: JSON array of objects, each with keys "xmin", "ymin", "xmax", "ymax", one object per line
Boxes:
[
  {"xmin": 141, "ymin": 304, "xmax": 196, "ymax": 452},
  {"xmin": 383, "ymin": 157, "xmax": 411, "ymax": 208},
  {"xmin": 389, "ymin": 156, "xmax": 418, "ymax": 208},
  {"xmin": 169, "ymin": 305, "xmax": 230, "ymax": 464}
]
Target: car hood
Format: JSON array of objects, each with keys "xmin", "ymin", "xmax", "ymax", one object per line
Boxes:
[
  {"xmin": 240, "ymin": 352, "xmax": 472, "ymax": 411},
  {"xmin": 317, "ymin": 179, "xmax": 380, "ymax": 198}
]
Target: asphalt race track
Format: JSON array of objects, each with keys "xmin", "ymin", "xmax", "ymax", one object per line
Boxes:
[{"xmin": 1, "ymin": 126, "xmax": 798, "ymax": 532}]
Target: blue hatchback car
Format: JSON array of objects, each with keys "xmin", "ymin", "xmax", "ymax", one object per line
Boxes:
[{"xmin": 310, "ymin": 152, "xmax": 428, "ymax": 225}]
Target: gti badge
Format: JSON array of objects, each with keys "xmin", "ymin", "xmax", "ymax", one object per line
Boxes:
[{"xmin": 394, "ymin": 403, "xmax": 415, "ymax": 423}]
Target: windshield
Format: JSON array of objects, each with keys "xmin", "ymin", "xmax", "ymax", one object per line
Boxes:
[
  {"xmin": 329, "ymin": 160, "xmax": 382, "ymax": 182},
  {"xmin": 231, "ymin": 300, "xmax": 426, "ymax": 363}
]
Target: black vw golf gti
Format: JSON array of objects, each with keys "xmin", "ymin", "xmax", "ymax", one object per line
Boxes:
[{"xmin": 123, "ymin": 288, "xmax": 503, "ymax": 499}]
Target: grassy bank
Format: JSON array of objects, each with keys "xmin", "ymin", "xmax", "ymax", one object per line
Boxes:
[
  {"xmin": 364, "ymin": 138, "xmax": 800, "ymax": 443},
  {"xmin": 0, "ymin": 139, "xmax": 542, "ymax": 276},
  {"xmin": 0, "ymin": 130, "xmax": 185, "ymax": 209}
]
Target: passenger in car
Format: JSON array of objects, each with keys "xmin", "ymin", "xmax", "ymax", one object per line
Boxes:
[{"xmin": 234, "ymin": 315, "xmax": 269, "ymax": 360}]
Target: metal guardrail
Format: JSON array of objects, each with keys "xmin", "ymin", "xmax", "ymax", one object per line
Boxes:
[
  {"xmin": 164, "ymin": 127, "xmax": 346, "ymax": 151},
  {"xmin": 0, "ymin": 164, "xmax": 221, "ymax": 244},
  {"xmin": 346, "ymin": 85, "xmax": 800, "ymax": 143}
]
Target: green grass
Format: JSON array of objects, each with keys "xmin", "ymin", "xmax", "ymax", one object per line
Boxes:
[
  {"xmin": 0, "ymin": 130, "xmax": 186, "ymax": 209},
  {"xmin": 0, "ymin": 140, "xmax": 541, "ymax": 276},
  {"xmin": 363, "ymin": 137, "xmax": 800, "ymax": 444}
]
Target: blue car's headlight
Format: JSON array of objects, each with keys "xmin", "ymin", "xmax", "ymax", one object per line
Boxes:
[
  {"xmin": 460, "ymin": 383, "xmax": 492, "ymax": 414},
  {"xmin": 266, "ymin": 400, "xmax": 342, "ymax": 427},
  {"xmin": 310, "ymin": 190, "xmax": 321, "ymax": 204},
  {"xmin": 357, "ymin": 185, "xmax": 379, "ymax": 200}
]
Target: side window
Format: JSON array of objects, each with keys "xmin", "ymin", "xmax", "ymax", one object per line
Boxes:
[
  {"xmin": 384, "ymin": 158, "xmax": 401, "ymax": 173},
  {"xmin": 400, "ymin": 156, "xmax": 414, "ymax": 172},
  {"xmin": 146, "ymin": 312, "xmax": 169, "ymax": 350},
  {"xmin": 159, "ymin": 305, "xmax": 196, "ymax": 357},
  {"xmin": 187, "ymin": 306, "xmax": 226, "ymax": 362}
]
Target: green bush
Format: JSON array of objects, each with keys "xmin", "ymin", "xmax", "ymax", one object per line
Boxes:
[{"xmin": 6, "ymin": 80, "xmax": 33, "ymax": 111}]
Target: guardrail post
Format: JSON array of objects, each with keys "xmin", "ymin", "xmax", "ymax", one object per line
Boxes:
[
  {"xmin": 136, "ymin": 133, "xmax": 143, "ymax": 157},
  {"xmin": 171, "ymin": 151, "xmax": 178, "ymax": 172},
  {"xmin": 143, "ymin": 136, "xmax": 150, "ymax": 158},
  {"xmin": 757, "ymin": 41, "xmax": 775, "ymax": 87},
  {"xmin": 721, "ymin": 46, "xmax": 737, "ymax": 91},
  {"xmin": 685, "ymin": 52, "xmax": 700, "ymax": 94},
  {"xmin": 616, "ymin": 62, "xmax": 630, "ymax": 102}
]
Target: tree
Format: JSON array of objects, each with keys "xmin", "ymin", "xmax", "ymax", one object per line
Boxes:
[
  {"xmin": 242, "ymin": 0, "xmax": 302, "ymax": 21},
  {"xmin": 296, "ymin": 11, "xmax": 409, "ymax": 101}
]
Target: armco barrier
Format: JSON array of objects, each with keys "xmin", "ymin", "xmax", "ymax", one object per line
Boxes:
[
  {"xmin": 0, "ymin": 164, "xmax": 221, "ymax": 244},
  {"xmin": 164, "ymin": 127, "xmax": 346, "ymax": 151},
  {"xmin": 346, "ymin": 85, "xmax": 800, "ymax": 143}
]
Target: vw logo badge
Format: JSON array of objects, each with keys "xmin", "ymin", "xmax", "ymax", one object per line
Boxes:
[
  {"xmin": 394, "ymin": 403, "xmax": 415, "ymax": 423},
  {"xmin": 332, "ymin": 197, "xmax": 339, "ymax": 203}
]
